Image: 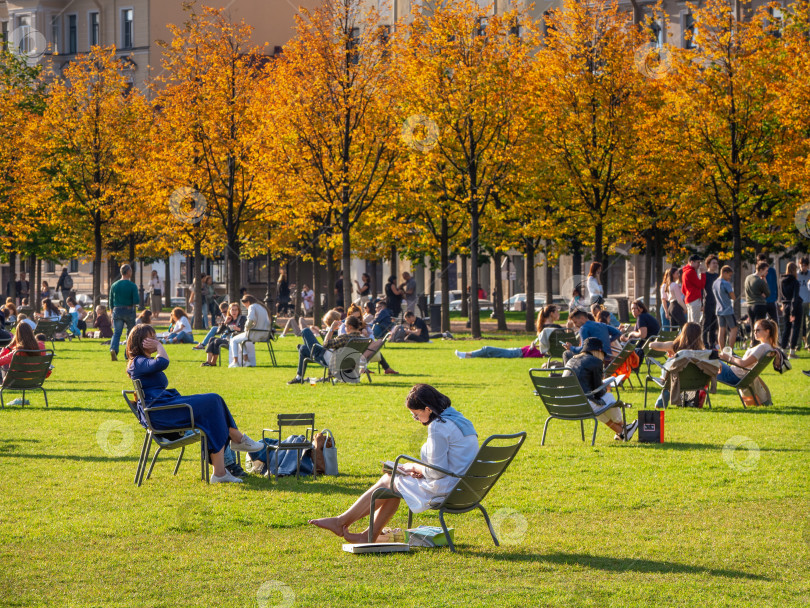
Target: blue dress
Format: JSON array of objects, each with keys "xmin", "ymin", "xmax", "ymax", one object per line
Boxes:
[{"xmin": 127, "ymin": 355, "xmax": 235, "ymax": 453}]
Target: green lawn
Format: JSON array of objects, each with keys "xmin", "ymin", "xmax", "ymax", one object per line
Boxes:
[{"xmin": 0, "ymin": 332, "xmax": 808, "ymax": 607}]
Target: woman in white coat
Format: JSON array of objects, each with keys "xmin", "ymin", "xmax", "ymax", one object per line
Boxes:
[
  {"xmin": 309, "ymin": 384, "xmax": 478, "ymax": 543},
  {"xmin": 228, "ymin": 294, "xmax": 270, "ymax": 367}
]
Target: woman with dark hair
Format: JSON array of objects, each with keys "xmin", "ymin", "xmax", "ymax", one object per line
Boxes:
[
  {"xmin": 125, "ymin": 324, "xmax": 264, "ymax": 483},
  {"xmin": 779, "ymin": 262, "xmax": 802, "ymax": 358},
  {"xmin": 646, "ymin": 322, "xmax": 708, "ymax": 408},
  {"xmin": 354, "ymin": 273, "xmax": 371, "ymax": 307},
  {"xmin": 201, "ymin": 302, "xmax": 246, "ymax": 367},
  {"xmin": 665, "ymin": 267, "xmax": 687, "ymax": 328},
  {"xmin": 309, "ymin": 384, "xmax": 478, "ymax": 543},
  {"xmin": 455, "ymin": 305, "xmax": 563, "ymax": 359},
  {"xmin": 276, "ymin": 271, "xmax": 291, "ymax": 316},
  {"xmin": 384, "ymin": 276, "xmax": 403, "ymax": 318},
  {"xmin": 569, "ymin": 286, "xmax": 585, "ymax": 313},
  {"xmin": 0, "ymin": 321, "xmax": 47, "ymax": 369},
  {"xmin": 39, "ymin": 297, "xmax": 61, "ymax": 320},
  {"xmin": 587, "ymin": 262, "xmax": 604, "ymax": 305},
  {"xmin": 622, "ymin": 299, "xmax": 660, "ymax": 342}
]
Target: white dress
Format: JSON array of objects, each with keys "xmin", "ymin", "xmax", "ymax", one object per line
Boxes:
[{"xmin": 394, "ymin": 419, "xmax": 479, "ymax": 513}]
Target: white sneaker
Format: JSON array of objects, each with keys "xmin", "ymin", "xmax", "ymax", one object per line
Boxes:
[
  {"xmin": 230, "ymin": 434, "xmax": 265, "ymax": 452},
  {"xmin": 455, "ymin": 350, "xmax": 467, "ymax": 359},
  {"xmin": 623, "ymin": 420, "xmax": 639, "ymax": 441},
  {"xmin": 210, "ymin": 471, "xmax": 243, "ymax": 484}
]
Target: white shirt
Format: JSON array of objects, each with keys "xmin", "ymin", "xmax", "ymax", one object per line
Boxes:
[
  {"xmin": 149, "ymin": 276, "xmax": 163, "ymax": 292},
  {"xmin": 668, "ymin": 283, "xmax": 686, "ymax": 308},
  {"xmin": 732, "ymin": 343, "xmax": 773, "ymax": 379},
  {"xmin": 586, "ymin": 276, "xmax": 603, "ymax": 298},
  {"xmin": 172, "ymin": 316, "xmax": 192, "ymax": 334},
  {"xmin": 245, "ymin": 303, "xmax": 270, "ymax": 332}
]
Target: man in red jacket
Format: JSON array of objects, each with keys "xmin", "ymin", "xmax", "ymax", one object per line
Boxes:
[{"xmin": 682, "ymin": 254, "xmax": 706, "ymax": 324}]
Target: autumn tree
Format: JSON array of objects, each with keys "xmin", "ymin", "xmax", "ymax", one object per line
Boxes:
[
  {"xmin": 267, "ymin": 0, "xmax": 398, "ymax": 310},
  {"xmin": 36, "ymin": 46, "xmax": 150, "ymax": 306}
]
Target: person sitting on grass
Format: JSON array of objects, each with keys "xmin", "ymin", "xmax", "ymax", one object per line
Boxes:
[
  {"xmin": 201, "ymin": 302, "xmax": 246, "ymax": 368},
  {"xmin": 162, "ymin": 307, "xmax": 195, "ymax": 344},
  {"xmin": 645, "ymin": 322, "xmax": 709, "ymax": 408},
  {"xmin": 136, "ymin": 309, "xmax": 152, "ymax": 325},
  {"xmin": 125, "ymin": 324, "xmax": 264, "ymax": 484},
  {"xmin": 402, "ymin": 311, "xmax": 450, "ymax": 342},
  {"xmin": 455, "ymin": 306, "xmax": 562, "ymax": 359},
  {"xmin": 563, "ymin": 309, "xmax": 622, "ymax": 365},
  {"xmin": 287, "ymin": 315, "xmax": 368, "ymax": 384},
  {"xmin": 93, "ymin": 305, "xmax": 113, "ymax": 339},
  {"xmin": 716, "ymin": 319, "xmax": 779, "ymax": 387},
  {"xmin": 67, "ymin": 298, "xmax": 88, "ymax": 338},
  {"xmin": 194, "ymin": 302, "xmax": 230, "ymax": 350},
  {"xmin": 309, "ymin": 384, "xmax": 478, "ymax": 543},
  {"xmin": 563, "ymin": 337, "xmax": 638, "ymax": 441}
]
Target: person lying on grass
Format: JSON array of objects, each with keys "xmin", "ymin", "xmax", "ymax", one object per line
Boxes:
[
  {"xmin": 125, "ymin": 324, "xmax": 264, "ymax": 484},
  {"xmin": 455, "ymin": 305, "xmax": 563, "ymax": 359},
  {"xmin": 309, "ymin": 384, "xmax": 478, "ymax": 543},
  {"xmin": 563, "ymin": 337, "xmax": 638, "ymax": 441}
]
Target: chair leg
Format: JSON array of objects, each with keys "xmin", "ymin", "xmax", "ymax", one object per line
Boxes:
[
  {"xmin": 173, "ymin": 446, "xmax": 185, "ymax": 475},
  {"xmin": 643, "ymin": 382, "xmax": 649, "ymax": 409},
  {"xmin": 1, "ymin": 388, "xmax": 4, "ymax": 409},
  {"xmin": 146, "ymin": 446, "xmax": 163, "ymax": 480},
  {"xmin": 478, "ymin": 504, "xmax": 499, "ymax": 547},
  {"xmin": 295, "ymin": 450, "xmax": 301, "ymax": 480},
  {"xmin": 591, "ymin": 419, "xmax": 598, "ymax": 446},
  {"xmin": 438, "ymin": 511, "xmax": 456, "ymax": 553},
  {"xmin": 135, "ymin": 433, "xmax": 150, "ymax": 484},
  {"xmin": 541, "ymin": 416, "xmax": 552, "ymax": 446},
  {"xmin": 42, "ymin": 387, "xmax": 48, "ymax": 408},
  {"xmin": 580, "ymin": 420, "xmax": 585, "ymax": 442},
  {"xmin": 138, "ymin": 437, "xmax": 152, "ymax": 487},
  {"xmin": 202, "ymin": 435, "xmax": 209, "ymax": 483},
  {"xmin": 21, "ymin": 390, "xmax": 25, "ymax": 406},
  {"xmin": 407, "ymin": 509, "xmax": 413, "ymax": 530}
]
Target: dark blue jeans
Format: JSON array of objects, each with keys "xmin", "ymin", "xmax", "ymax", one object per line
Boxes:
[
  {"xmin": 111, "ymin": 307, "xmax": 137, "ymax": 355},
  {"xmin": 296, "ymin": 328, "xmax": 326, "ymax": 377}
]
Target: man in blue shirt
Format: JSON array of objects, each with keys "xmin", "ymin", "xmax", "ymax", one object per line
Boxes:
[
  {"xmin": 757, "ymin": 253, "xmax": 779, "ymax": 324},
  {"xmin": 371, "ymin": 300, "xmax": 393, "ymax": 339},
  {"xmin": 563, "ymin": 309, "xmax": 621, "ymax": 364},
  {"xmin": 712, "ymin": 265, "xmax": 737, "ymax": 350}
]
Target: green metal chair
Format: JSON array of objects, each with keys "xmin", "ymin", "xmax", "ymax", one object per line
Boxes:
[
  {"xmin": 603, "ymin": 338, "xmax": 639, "ymax": 387},
  {"xmin": 262, "ymin": 413, "xmax": 317, "ymax": 480},
  {"xmin": 529, "ymin": 368, "xmax": 630, "ymax": 445},
  {"xmin": 0, "ymin": 349, "xmax": 54, "ymax": 408},
  {"xmin": 720, "ymin": 351, "xmax": 777, "ymax": 407},
  {"xmin": 122, "ymin": 379, "xmax": 209, "ymax": 486},
  {"xmin": 32, "ymin": 319, "xmax": 61, "ymax": 349},
  {"xmin": 643, "ymin": 359, "xmax": 715, "ymax": 408},
  {"xmin": 237, "ymin": 328, "xmax": 277, "ymax": 367},
  {"xmin": 369, "ymin": 432, "xmax": 527, "ymax": 552},
  {"xmin": 303, "ymin": 337, "xmax": 372, "ymax": 384},
  {"xmin": 546, "ymin": 329, "xmax": 577, "ymax": 366},
  {"xmin": 360, "ymin": 337, "xmax": 388, "ymax": 381}
]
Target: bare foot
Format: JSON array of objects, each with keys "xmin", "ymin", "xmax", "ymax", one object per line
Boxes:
[
  {"xmin": 342, "ymin": 525, "xmax": 372, "ymax": 544},
  {"xmin": 309, "ymin": 517, "xmax": 344, "ymax": 537}
]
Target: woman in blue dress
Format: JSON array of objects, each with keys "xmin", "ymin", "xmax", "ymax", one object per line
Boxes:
[{"xmin": 125, "ymin": 324, "xmax": 264, "ymax": 483}]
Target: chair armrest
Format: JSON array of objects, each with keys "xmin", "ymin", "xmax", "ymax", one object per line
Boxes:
[
  {"xmin": 388, "ymin": 454, "xmax": 459, "ymax": 491},
  {"xmin": 585, "ymin": 379, "xmax": 615, "ymax": 398},
  {"xmin": 646, "ymin": 357, "xmax": 665, "ymax": 370},
  {"xmin": 143, "ymin": 403, "xmax": 195, "ymax": 431}
]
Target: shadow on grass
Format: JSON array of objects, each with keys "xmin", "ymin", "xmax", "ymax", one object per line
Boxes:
[
  {"xmin": 235, "ymin": 475, "xmax": 373, "ymax": 495},
  {"xmin": 470, "ymin": 550, "xmax": 769, "ymax": 580},
  {"xmin": 700, "ymin": 406, "xmax": 810, "ymax": 416},
  {"xmin": 655, "ymin": 441, "xmax": 806, "ymax": 452}
]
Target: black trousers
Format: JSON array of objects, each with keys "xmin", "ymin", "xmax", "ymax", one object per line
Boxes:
[
  {"xmin": 703, "ymin": 311, "xmax": 718, "ymax": 349},
  {"xmin": 748, "ymin": 304, "xmax": 768, "ymax": 344},
  {"xmin": 780, "ymin": 303, "xmax": 801, "ymax": 349}
]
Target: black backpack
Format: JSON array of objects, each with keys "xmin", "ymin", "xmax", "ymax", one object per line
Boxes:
[{"xmin": 62, "ymin": 274, "xmax": 73, "ymax": 290}]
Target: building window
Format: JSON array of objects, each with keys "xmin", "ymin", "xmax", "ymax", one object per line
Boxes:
[
  {"xmin": 683, "ymin": 13, "xmax": 697, "ymax": 49},
  {"xmin": 209, "ymin": 259, "xmax": 225, "ymax": 284},
  {"xmin": 16, "ymin": 16, "xmax": 31, "ymax": 55},
  {"xmin": 69, "ymin": 259, "xmax": 79, "ymax": 273},
  {"xmin": 121, "ymin": 9, "xmax": 133, "ymax": 49},
  {"xmin": 650, "ymin": 20, "xmax": 664, "ymax": 48},
  {"xmin": 46, "ymin": 261, "xmax": 55, "ymax": 273},
  {"xmin": 247, "ymin": 259, "xmax": 263, "ymax": 284},
  {"xmin": 50, "ymin": 16, "xmax": 60, "ymax": 54},
  {"xmin": 68, "ymin": 15, "xmax": 77, "ymax": 54},
  {"xmin": 89, "ymin": 12, "xmax": 99, "ymax": 47}
]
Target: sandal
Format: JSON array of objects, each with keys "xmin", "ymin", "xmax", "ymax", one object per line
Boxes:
[{"xmin": 200, "ymin": 362, "xmax": 213, "ymax": 367}]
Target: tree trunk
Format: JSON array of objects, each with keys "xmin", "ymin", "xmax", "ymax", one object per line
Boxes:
[
  {"xmin": 492, "ymin": 251, "xmax": 507, "ymax": 331},
  {"xmin": 429, "ymin": 267, "xmax": 436, "ymax": 307},
  {"xmin": 732, "ymin": 209, "xmax": 743, "ymax": 319},
  {"xmin": 342, "ymin": 213, "xmax": 352, "ymax": 310},
  {"xmin": 440, "ymin": 216, "xmax": 450, "ymax": 332},
  {"xmin": 193, "ymin": 240, "xmax": 203, "ymax": 329},
  {"xmin": 544, "ymin": 241, "xmax": 553, "ymax": 312},
  {"xmin": 264, "ymin": 244, "xmax": 274, "ymax": 318},
  {"xmin": 525, "ymin": 239, "xmax": 536, "ymax": 332},
  {"xmin": 128, "ymin": 234, "xmax": 136, "ymax": 278},
  {"xmin": 326, "ymin": 253, "xmax": 335, "ymax": 310},
  {"xmin": 460, "ymin": 254, "xmax": 469, "ymax": 318},
  {"xmin": 294, "ymin": 255, "xmax": 302, "ymax": 320},
  {"xmin": 370, "ymin": 259, "xmax": 378, "ymax": 300},
  {"xmin": 654, "ymin": 231, "xmax": 664, "ymax": 322},
  {"xmin": 93, "ymin": 212, "xmax": 102, "ymax": 307},
  {"xmin": 164, "ymin": 258, "xmax": 171, "ymax": 311},
  {"xmin": 34, "ymin": 257, "xmax": 41, "ymax": 310},
  {"xmin": 643, "ymin": 234, "xmax": 653, "ymax": 310},
  {"xmin": 390, "ymin": 244, "xmax": 398, "ymax": 279},
  {"xmin": 470, "ymin": 208, "xmax": 482, "ymax": 339},
  {"xmin": 8, "ymin": 251, "xmax": 16, "ymax": 301},
  {"xmin": 593, "ymin": 221, "xmax": 605, "ymax": 291},
  {"xmin": 226, "ymin": 237, "xmax": 241, "ymax": 302},
  {"xmin": 312, "ymin": 240, "xmax": 321, "ymax": 326}
]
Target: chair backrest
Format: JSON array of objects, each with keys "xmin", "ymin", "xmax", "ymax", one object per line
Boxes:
[
  {"xmin": 659, "ymin": 330, "xmax": 679, "ymax": 341},
  {"xmin": 529, "ymin": 368, "xmax": 594, "ymax": 419},
  {"xmin": 440, "ymin": 433, "xmax": 527, "ymax": 512},
  {"xmin": 334, "ymin": 338, "xmax": 372, "ymax": 371},
  {"xmin": 735, "ymin": 351, "xmax": 776, "ymax": 390},
  {"xmin": 1, "ymin": 349, "xmax": 54, "ymax": 390},
  {"xmin": 363, "ymin": 337, "xmax": 386, "ymax": 359},
  {"xmin": 33, "ymin": 319, "xmax": 59, "ymax": 338},
  {"xmin": 675, "ymin": 362, "xmax": 715, "ymax": 392},
  {"xmin": 547, "ymin": 329, "xmax": 577, "ymax": 358},
  {"xmin": 246, "ymin": 328, "xmax": 271, "ymax": 343},
  {"xmin": 55, "ymin": 315, "xmax": 72, "ymax": 332},
  {"xmin": 604, "ymin": 339, "xmax": 638, "ymax": 375},
  {"xmin": 277, "ymin": 413, "xmax": 316, "ymax": 441}
]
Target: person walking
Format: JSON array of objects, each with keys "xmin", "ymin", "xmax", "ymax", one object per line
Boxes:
[
  {"xmin": 401, "ymin": 271, "xmax": 417, "ymax": 314},
  {"xmin": 148, "ymin": 270, "xmax": 163, "ymax": 321},
  {"xmin": 744, "ymin": 262, "xmax": 770, "ymax": 346},
  {"xmin": 758, "ymin": 253, "xmax": 779, "ymax": 324},
  {"xmin": 779, "ymin": 262, "xmax": 802, "ymax": 359},
  {"xmin": 109, "ymin": 264, "xmax": 140, "ymax": 362},
  {"xmin": 55, "ymin": 268, "xmax": 73, "ymax": 308},
  {"xmin": 797, "ymin": 257, "xmax": 810, "ymax": 349},
  {"xmin": 681, "ymin": 254, "xmax": 706, "ymax": 325},
  {"xmin": 702, "ymin": 255, "xmax": 719, "ymax": 349}
]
